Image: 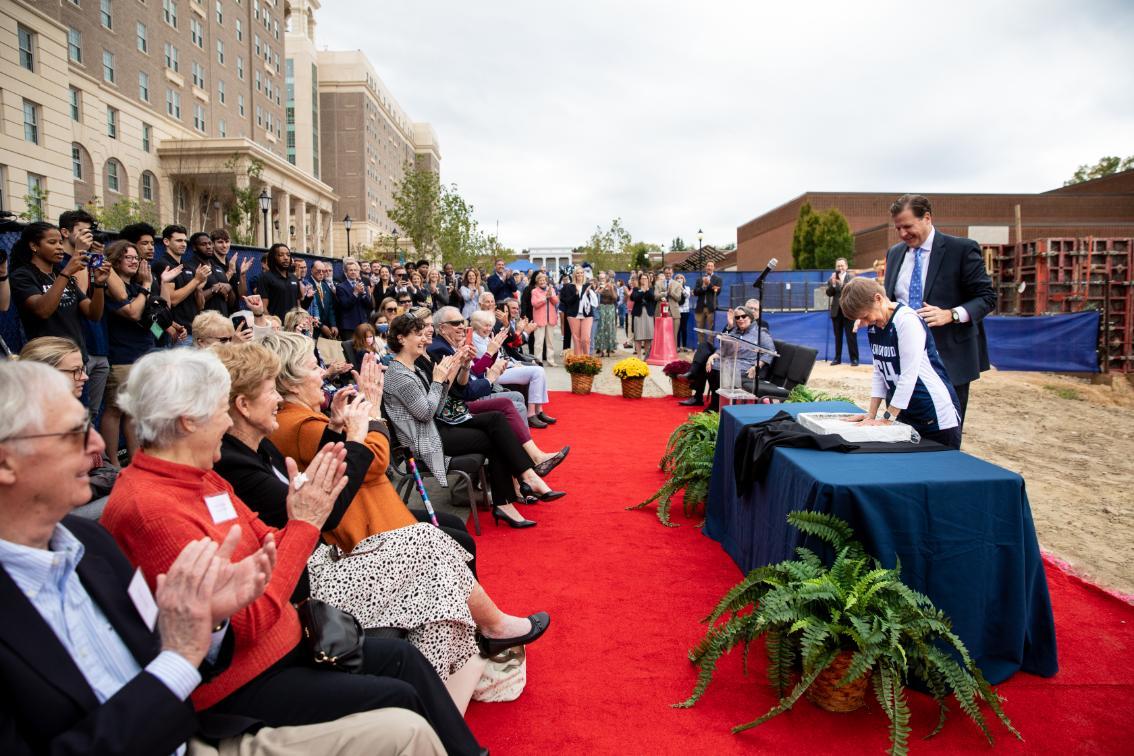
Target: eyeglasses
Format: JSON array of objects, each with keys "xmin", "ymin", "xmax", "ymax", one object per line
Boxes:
[
  {"xmin": 5, "ymin": 417, "xmax": 94, "ymax": 446},
  {"xmin": 59, "ymin": 365, "xmax": 87, "ymax": 381},
  {"xmin": 122, "ymin": 255, "xmax": 140, "ymax": 262},
  {"xmin": 441, "ymin": 319, "xmax": 465, "ymax": 327},
  {"xmin": 384, "ymin": 306, "xmax": 398, "ymax": 312},
  {"xmin": 734, "ymin": 314, "xmax": 751, "ymax": 320},
  {"xmin": 215, "ymin": 336, "xmax": 234, "ymax": 343}
]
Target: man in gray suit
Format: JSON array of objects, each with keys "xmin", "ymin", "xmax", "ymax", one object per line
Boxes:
[
  {"xmin": 825, "ymin": 257, "xmax": 858, "ymax": 365},
  {"xmin": 883, "ymin": 194, "xmax": 996, "ymax": 421}
]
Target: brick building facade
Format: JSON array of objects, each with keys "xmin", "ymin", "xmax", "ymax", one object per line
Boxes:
[{"xmin": 736, "ymin": 171, "xmax": 1134, "ymax": 270}]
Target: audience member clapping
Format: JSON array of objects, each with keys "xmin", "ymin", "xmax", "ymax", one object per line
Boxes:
[{"xmin": 469, "ymin": 310, "xmax": 556, "ymax": 429}]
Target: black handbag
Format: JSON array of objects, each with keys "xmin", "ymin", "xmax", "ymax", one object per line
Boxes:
[{"xmin": 294, "ymin": 598, "xmax": 366, "ymax": 673}]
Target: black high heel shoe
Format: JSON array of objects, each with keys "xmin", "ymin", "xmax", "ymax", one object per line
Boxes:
[
  {"xmin": 532, "ymin": 446, "xmax": 570, "ymax": 478},
  {"xmin": 492, "ymin": 506, "xmax": 536, "ymax": 528},
  {"xmin": 476, "ymin": 612, "xmax": 551, "ymax": 657},
  {"xmin": 519, "ymin": 482, "xmax": 567, "ymax": 502}
]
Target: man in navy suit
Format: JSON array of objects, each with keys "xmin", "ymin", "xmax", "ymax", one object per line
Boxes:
[
  {"xmin": 883, "ymin": 194, "xmax": 995, "ymax": 421},
  {"xmin": 486, "ymin": 258, "xmax": 519, "ymax": 302}
]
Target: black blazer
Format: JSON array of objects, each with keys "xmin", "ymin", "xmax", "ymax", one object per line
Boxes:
[
  {"xmin": 692, "ymin": 274, "xmax": 723, "ymax": 312},
  {"xmin": 825, "ymin": 271, "xmax": 855, "ymax": 318},
  {"xmin": 0, "ymin": 516, "xmax": 226, "ymax": 755},
  {"xmin": 884, "ymin": 230, "xmax": 995, "ymax": 385},
  {"xmin": 629, "ymin": 287, "xmax": 656, "ymax": 318}
]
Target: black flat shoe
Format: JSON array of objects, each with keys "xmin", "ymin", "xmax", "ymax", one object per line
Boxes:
[
  {"xmin": 678, "ymin": 371, "xmax": 696, "ymax": 381},
  {"xmin": 492, "ymin": 506, "xmax": 536, "ymax": 528},
  {"xmin": 519, "ymin": 482, "xmax": 567, "ymax": 502},
  {"xmin": 533, "ymin": 446, "xmax": 570, "ymax": 477},
  {"xmin": 537, "ymin": 411, "xmax": 557, "ymax": 424},
  {"xmin": 527, "ymin": 415, "xmax": 548, "ymax": 429},
  {"xmin": 678, "ymin": 397, "xmax": 703, "ymax": 406},
  {"xmin": 476, "ymin": 612, "xmax": 551, "ymax": 657}
]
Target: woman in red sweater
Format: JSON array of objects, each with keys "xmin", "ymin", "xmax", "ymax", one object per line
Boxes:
[{"xmin": 101, "ymin": 348, "xmax": 484, "ymax": 756}]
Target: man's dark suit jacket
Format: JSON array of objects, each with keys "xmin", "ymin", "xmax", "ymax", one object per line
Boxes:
[
  {"xmin": 692, "ymin": 274, "xmax": 723, "ymax": 313},
  {"xmin": 0, "ymin": 516, "xmax": 212, "ymax": 755},
  {"xmin": 884, "ymin": 231, "xmax": 996, "ymax": 386},
  {"xmin": 826, "ymin": 271, "xmax": 856, "ymax": 318}
]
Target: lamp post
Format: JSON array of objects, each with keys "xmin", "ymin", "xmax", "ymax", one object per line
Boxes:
[
  {"xmin": 697, "ymin": 228, "xmax": 704, "ymax": 271},
  {"xmin": 258, "ymin": 189, "xmax": 271, "ymax": 248},
  {"xmin": 343, "ymin": 214, "xmax": 352, "ymax": 256},
  {"xmin": 392, "ymin": 226, "xmax": 400, "ymax": 265}
]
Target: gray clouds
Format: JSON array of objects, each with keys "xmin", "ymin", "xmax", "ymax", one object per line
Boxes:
[{"xmin": 316, "ymin": 0, "xmax": 1134, "ymax": 249}]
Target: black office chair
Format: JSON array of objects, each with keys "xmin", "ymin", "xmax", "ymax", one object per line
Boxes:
[{"xmin": 756, "ymin": 340, "xmax": 818, "ymax": 400}]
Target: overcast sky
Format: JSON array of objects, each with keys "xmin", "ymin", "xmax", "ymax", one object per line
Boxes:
[{"xmin": 316, "ymin": 0, "xmax": 1134, "ymax": 251}]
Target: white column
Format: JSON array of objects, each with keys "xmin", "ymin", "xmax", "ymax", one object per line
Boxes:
[
  {"xmin": 277, "ymin": 190, "xmax": 291, "ymax": 251},
  {"xmin": 295, "ymin": 201, "xmax": 309, "ymax": 254}
]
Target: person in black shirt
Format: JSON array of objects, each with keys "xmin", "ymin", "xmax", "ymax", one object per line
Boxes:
[
  {"xmin": 187, "ymin": 232, "xmax": 235, "ymax": 315},
  {"xmin": 150, "ymin": 224, "xmax": 208, "ymax": 337},
  {"xmin": 8, "ymin": 222, "xmax": 109, "ymax": 361},
  {"xmin": 258, "ymin": 243, "xmax": 300, "ymax": 320}
]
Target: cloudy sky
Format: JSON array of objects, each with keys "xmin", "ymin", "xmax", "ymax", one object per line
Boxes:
[{"xmin": 316, "ymin": 0, "xmax": 1134, "ymax": 251}]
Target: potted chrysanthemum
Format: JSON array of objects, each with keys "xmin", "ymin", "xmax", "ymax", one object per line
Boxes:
[
  {"xmin": 663, "ymin": 359, "xmax": 693, "ymax": 398},
  {"xmin": 612, "ymin": 357, "xmax": 650, "ymax": 398},
  {"xmin": 564, "ymin": 353, "xmax": 602, "ymax": 395}
]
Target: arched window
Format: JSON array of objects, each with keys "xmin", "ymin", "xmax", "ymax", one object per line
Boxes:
[{"xmin": 140, "ymin": 170, "xmax": 157, "ymax": 202}]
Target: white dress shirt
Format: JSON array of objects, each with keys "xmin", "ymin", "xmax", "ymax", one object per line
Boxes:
[{"xmin": 893, "ymin": 227, "xmax": 970, "ymax": 323}]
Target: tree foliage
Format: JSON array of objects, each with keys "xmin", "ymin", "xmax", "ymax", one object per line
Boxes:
[
  {"xmin": 1064, "ymin": 154, "xmax": 1134, "ymax": 186},
  {"xmin": 387, "ymin": 161, "xmax": 441, "ymax": 256},
  {"xmin": 627, "ymin": 242, "xmax": 660, "ymax": 271},
  {"xmin": 792, "ymin": 203, "xmax": 822, "ymax": 269},
  {"xmin": 84, "ymin": 197, "xmax": 160, "ymax": 231},
  {"xmin": 435, "ymin": 183, "xmax": 482, "ymax": 271},
  {"xmin": 223, "ymin": 156, "xmax": 265, "ymax": 246},
  {"xmin": 813, "ymin": 209, "xmax": 854, "ymax": 270},
  {"xmin": 578, "ymin": 218, "xmax": 634, "ymax": 272},
  {"xmin": 671, "ymin": 236, "xmax": 687, "ymax": 251}
]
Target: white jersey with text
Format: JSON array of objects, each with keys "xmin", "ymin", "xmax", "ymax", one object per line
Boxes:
[{"xmin": 867, "ymin": 303, "xmax": 960, "ymax": 433}]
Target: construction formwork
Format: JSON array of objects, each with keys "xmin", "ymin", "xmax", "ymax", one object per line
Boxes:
[{"xmin": 991, "ymin": 238, "xmax": 1133, "ymax": 373}]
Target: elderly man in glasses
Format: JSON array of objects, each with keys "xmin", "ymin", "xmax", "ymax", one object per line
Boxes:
[{"xmin": 0, "ymin": 360, "xmax": 448, "ymax": 755}]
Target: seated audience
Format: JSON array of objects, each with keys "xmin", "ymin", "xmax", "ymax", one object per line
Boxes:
[
  {"xmin": 838, "ymin": 277, "xmax": 962, "ymax": 449},
  {"xmin": 383, "ymin": 314, "xmax": 566, "ymax": 529},
  {"xmin": 349, "ymin": 322, "xmax": 382, "ymax": 371},
  {"xmin": 18, "ymin": 336, "xmax": 116, "ymax": 509},
  {"xmin": 680, "ymin": 298, "xmax": 770, "ymax": 408},
  {"xmin": 211, "ymin": 342, "xmax": 549, "ymax": 708},
  {"xmin": 700, "ymin": 304, "xmax": 775, "ymax": 412},
  {"xmin": 0, "ymin": 360, "xmax": 450, "ymax": 756},
  {"xmin": 469, "ymin": 310, "xmax": 555, "ymax": 428},
  {"xmin": 102, "ymin": 348, "xmax": 484, "ymax": 755},
  {"xmin": 192, "ymin": 310, "xmax": 243, "ymax": 348}
]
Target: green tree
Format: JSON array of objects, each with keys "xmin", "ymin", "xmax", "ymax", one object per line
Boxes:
[
  {"xmin": 812, "ymin": 209, "xmax": 854, "ymax": 270},
  {"xmin": 579, "ymin": 218, "xmax": 634, "ymax": 272},
  {"xmin": 223, "ymin": 156, "xmax": 265, "ymax": 245},
  {"xmin": 671, "ymin": 236, "xmax": 686, "ymax": 251},
  {"xmin": 627, "ymin": 242, "xmax": 656, "ymax": 270},
  {"xmin": 85, "ymin": 197, "xmax": 160, "ymax": 230},
  {"xmin": 790, "ymin": 202, "xmax": 813, "ymax": 268},
  {"xmin": 1064, "ymin": 154, "xmax": 1134, "ymax": 186},
  {"xmin": 795, "ymin": 207, "xmax": 822, "ymax": 269},
  {"xmin": 388, "ymin": 162, "xmax": 441, "ymax": 256}
]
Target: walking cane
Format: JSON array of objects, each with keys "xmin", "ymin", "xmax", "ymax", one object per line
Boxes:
[{"xmin": 405, "ymin": 454, "xmax": 440, "ymax": 527}]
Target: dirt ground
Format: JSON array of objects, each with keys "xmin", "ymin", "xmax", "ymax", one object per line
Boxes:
[{"xmin": 806, "ymin": 363, "xmax": 1134, "ymax": 598}]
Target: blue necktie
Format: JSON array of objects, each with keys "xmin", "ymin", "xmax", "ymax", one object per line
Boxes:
[{"xmin": 908, "ymin": 248, "xmax": 924, "ymax": 309}]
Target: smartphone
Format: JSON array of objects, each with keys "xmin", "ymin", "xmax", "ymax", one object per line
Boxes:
[
  {"xmin": 87, "ymin": 253, "xmax": 105, "ymax": 269},
  {"xmin": 230, "ymin": 310, "xmax": 253, "ymax": 331},
  {"xmin": 463, "ymin": 327, "xmax": 474, "ymax": 347}
]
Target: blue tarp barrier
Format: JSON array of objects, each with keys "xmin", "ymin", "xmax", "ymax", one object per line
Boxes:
[{"xmin": 706, "ymin": 310, "xmax": 1099, "ymax": 373}]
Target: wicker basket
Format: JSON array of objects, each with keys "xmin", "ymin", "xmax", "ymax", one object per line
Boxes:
[
  {"xmin": 570, "ymin": 373, "xmax": 595, "ymax": 395},
  {"xmin": 620, "ymin": 376, "xmax": 645, "ymax": 399},
  {"xmin": 805, "ymin": 650, "xmax": 871, "ymax": 713},
  {"xmin": 671, "ymin": 376, "xmax": 692, "ymax": 398}
]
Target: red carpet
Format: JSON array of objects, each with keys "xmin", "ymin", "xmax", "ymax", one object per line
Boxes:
[{"xmin": 464, "ymin": 393, "xmax": 1134, "ymax": 754}]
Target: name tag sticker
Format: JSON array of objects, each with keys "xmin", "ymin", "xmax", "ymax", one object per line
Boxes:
[
  {"xmin": 204, "ymin": 492, "xmax": 238, "ymax": 524},
  {"xmin": 150, "ymin": 321, "xmax": 165, "ymax": 339},
  {"xmin": 127, "ymin": 568, "xmax": 158, "ymax": 631}
]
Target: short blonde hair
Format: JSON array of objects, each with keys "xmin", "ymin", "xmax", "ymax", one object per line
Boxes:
[
  {"xmin": 470, "ymin": 310, "xmax": 495, "ymax": 329},
  {"xmin": 283, "ymin": 307, "xmax": 311, "ymax": 333},
  {"xmin": 211, "ymin": 342, "xmax": 281, "ymax": 407},
  {"xmin": 18, "ymin": 336, "xmax": 81, "ymax": 367},
  {"xmin": 258, "ymin": 331, "xmax": 316, "ymax": 395},
  {"xmin": 192, "ymin": 311, "xmax": 235, "ymax": 341},
  {"xmin": 839, "ymin": 276, "xmax": 886, "ymax": 319}
]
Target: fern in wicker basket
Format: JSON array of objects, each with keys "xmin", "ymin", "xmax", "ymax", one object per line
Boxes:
[
  {"xmin": 676, "ymin": 511, "xmax": 1022, "ymax": 756},
  {"xmin": 627, "ymin": 411, "xmax": 719, "ymax": 527}
]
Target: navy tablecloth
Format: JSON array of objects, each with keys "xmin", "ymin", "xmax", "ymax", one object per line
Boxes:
[{"xmin": 704, "ymin": 402, "xmax": 1058, "ymax": 684}]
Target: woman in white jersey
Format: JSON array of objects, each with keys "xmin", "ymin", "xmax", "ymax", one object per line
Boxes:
[{"xmin": 839, "ymin": 277, "xmax": 962, "ymax": 449}]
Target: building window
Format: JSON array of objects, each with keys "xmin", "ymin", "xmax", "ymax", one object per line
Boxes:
[
  {"xmin": 190, "ymin": 18, "xmax": 203, "ymax": 47},
  {"xmin": 254, "ymin": 34, "xmax": 261, "ymax": 57},
  {"xmin": 142, "ymin": 171, "xmax": 155, "ymax": 201},
  {"xmin": 255, "ymin": 70, "xmax": 261, "ymax": 92},
  {"xmin": 217, "ymin": 79, "xmax": 225, "ymax": 103},
  {"xmin": 166, "ymin": 89, "xmax": 181, "ymax": 118},
  {"xmin": 237, "ymin": 94, "xmax": 245, "ymax": 116},
  {"xmin": 102, "ymin": 50, "xmax": 115, "ymax": 83},
  {"xmin": 194, "ymin": 104, "xmax": 205, "ymax": 131},
  {"xmin": 26, "ymin": 174, "xmax": 45, "ymax": 221},
  {"xmin": 69, "ymin": 87, "xmax": 81, "ymax": 121},
  {"xmin": 253, "ymin": 0, "xmax": 259, "ymax": 20},
  {"xmin": 72, "ymin": 145, "xmax": 83, "ymax": 180},
  {"xmin": 136, "ymin": 22, "xmax": 147, "ymax": 52},
  {"xmin": 66, "ymin": 28, "xmax": 82, "ymax": 64},
  {"xmin": 235, "ymin": 18, "xmax": 242, "ymax": 41},
  {"xmin": 192, "ymin": 62, "xmax": 204, "ymax": 88},
  {"xmin": 256, "ymin": 105, "xmax": 262, "ymax": 126},
  {"xmin": 106, "ymin": 106, "xmax": 118, "ymax": 139},
  {"xmin": 216, "ymin": 39, "xmax": 224, "ymax": 64},
  {"xmin": 138, "ymin": 71, "xmax": 150, "ymax": 101},
  {"xmin": 163, "ymin": 0, "xmax": 178, "ymax": 28},
  {"xmin": 273, "ymin": 18, "xmax": 279, "ymax": 40},
  {"xmin": 106, "ymin": 159, "xmax": 120, "ymax": 192},
  {"xmin": 100, "ymin": 0, "xmax": 112, "ymax": 29},
  {"xmin": 236, "ymin": 56, "xmax": 244, "ymax": 80},
  {"xmin": 18, "ymin": 25, "xmax": 36, "ymax": 70},
  {"xmin": 217, "ymin": 118, "xmax": 226, "ymax": 137},
  {"xmin": 164, "ymin": 43, "xmax": 179, "ymax": 72},
  {"xmin": 216, "ymin": 0, "xmax": 223, "ymax": 24},
  {"xmin": 22, "ymin": 100, "xmax": 39, "ymax": 144},
  {"xmin": 142, "ymin": 122, "xmax": 152, "ymax": 152}
]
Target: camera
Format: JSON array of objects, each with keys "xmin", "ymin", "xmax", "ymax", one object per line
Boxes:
[{"xmin": 88, "ymin": 221, "xmax": 108, "ymax": 245}]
